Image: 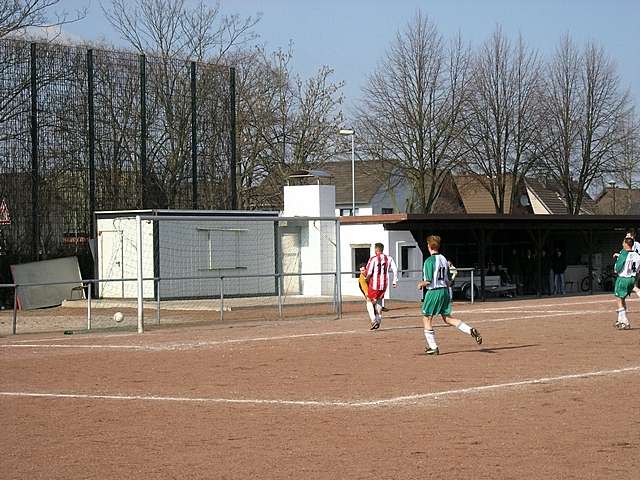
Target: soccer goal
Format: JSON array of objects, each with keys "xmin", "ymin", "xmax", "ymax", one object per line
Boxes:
[{"xmin": 123, "ymin": 213, "xmax": 341, "ymax": 332}]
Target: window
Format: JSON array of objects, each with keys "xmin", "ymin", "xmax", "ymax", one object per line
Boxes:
[
  {"xmin": 352, "ymin": 245, "xmax": 371, "ymax": 277},
  {"xmin": 400, "ymin": 244, "xmax": 417, "ymax": 278},
  {"xmin": 198, "ymin": 228, "xmax": 248, "ymax": 270},
  {"xmin": 381, "ymin": 208, "xmax": 394, "ymax": 214},
  {"xmin": 339, "ymin": 208, "xmax": 359, "ymax": 216}
]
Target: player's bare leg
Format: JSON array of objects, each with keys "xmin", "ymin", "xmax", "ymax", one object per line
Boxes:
[
  {"xmin": 615, "ymin": 297, "xmax": 631, "ymax": 329},
  {"xmin": 442, "ymin": 315, "xmax": 482, "ymax": 345},
  {"xmin": 422, "ymin": 315, "xmax": 438, "ymax": 354}
]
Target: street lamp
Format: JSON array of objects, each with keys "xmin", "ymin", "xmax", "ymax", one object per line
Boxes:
[
  {"xmin": 608, "ymin": 180, "xmax": 617, "ymax": 214},
  {"xmin": 338, "ymin": 129, "xmax": 355, "ymax": 215}
]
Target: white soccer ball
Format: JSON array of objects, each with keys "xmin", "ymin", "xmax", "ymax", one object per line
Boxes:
[{"xmin": 113, "ymin": 311, "xmax": 125, "ymax": 323}]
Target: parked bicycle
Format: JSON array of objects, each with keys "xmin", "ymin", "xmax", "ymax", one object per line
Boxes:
[{"xmin": 580, "ymin": 268, "xmax": 615, "ymax": 292}]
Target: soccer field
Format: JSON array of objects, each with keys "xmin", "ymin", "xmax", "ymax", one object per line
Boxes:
[{"xmin": 1, "ymin": 294, "xmax": 639, "ymax": 479}]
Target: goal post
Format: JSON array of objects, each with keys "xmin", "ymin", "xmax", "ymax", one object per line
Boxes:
[{"xmin": 134, "ymin": 214, "xmax": 341, "ymax": 332}]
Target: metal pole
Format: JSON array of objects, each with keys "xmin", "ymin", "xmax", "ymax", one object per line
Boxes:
[
  {"xmin": 470, "ymin": 270, "xmax": 475, "ymax": 304},
  {"xmin": 30, "ymin": 42, "xmax": 39, "ymax": 260},
  {"xmin": 276, "ymin": 274, "xmax": 283, "ymax": 319},
  {"xmin": 335, "ymin": 218, "xmax": 342, "ymax": 318},
  {"xmin": 87, "ymin": 49, "xmax": 96, "ymax": 237},
  {"xmin": 156, "ymin": 278, "xmax": 161, "ymax": 324},
  {"xmin": 12, "ymin": 285, "xmax": 17, "ymax": 335},
  {"xmin": 136, "ymin": 215, "xmax": 144, "ymax": 333},
  {"xmin": 351, "ymin": 134, "xmax": 355, "ymax": 214},
  {"xmin": 219, "ymin": 277, "xmax": 224, "ymax": 322},
  {"xmin": 229, "ymin": 66, "xmax": 237, "ymax": 210},
  {"xmin": 190, "ymin": 61, "xmax": 198, "ymax": 209},
  {"xmin": 139, "ymin": 55, "xmax": 147, "ymax": 208},
  {"xmin": 87, "ymin": 282, "xmax": 92, "ymax": 330}
]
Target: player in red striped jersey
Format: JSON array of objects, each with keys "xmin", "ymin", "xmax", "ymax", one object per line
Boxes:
[{"xmin": 365, "ymin": 242, "xmax": 398, "ymax": 330}]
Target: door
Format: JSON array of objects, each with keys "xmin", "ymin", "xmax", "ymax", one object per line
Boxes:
[
  {"xmin": 280, "ymin": 230, "xmax": 301, "ymax": 295},
  {"xmin": 99, "ymin": 230, "xmax": 124, "ymax": 298}
]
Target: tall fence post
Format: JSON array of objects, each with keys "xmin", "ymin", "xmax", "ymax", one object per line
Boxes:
[
  {"xmin": 30, "ymin": 42, "xmax": 39, "ymax": 260},
  {"xmin": 228, "ymin": 66, "xmax": 237, "ymax": 209},
  {"xmin": 87, "ymin": 49, "xmax": 96, "ymax": 239},
  {"xmin": 139, "ymin": 55, "xmax": 147, "ymax": 208},
  {"xmin": 190, "ymin": 61, "xmax": 198, "ymax": 209}
]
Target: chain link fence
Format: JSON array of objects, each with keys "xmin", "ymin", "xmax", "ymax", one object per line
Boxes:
[{"xmin": 0, "ymin": 39, "xmax": 236, "ymax": 306}]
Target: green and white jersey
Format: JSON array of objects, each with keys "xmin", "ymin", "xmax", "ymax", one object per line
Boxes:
[
  {"xmin": 615, "ymin": 250, "xmax": 640, "ymax": 278},
  {"xmin": 423, "ymin": 253, "xmax": 449, "ymax": 289}
]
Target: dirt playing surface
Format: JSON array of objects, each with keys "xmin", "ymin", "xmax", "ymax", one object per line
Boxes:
[{"xmin": 2, "ymin": 294, "xmax": 640, "ymax": 479}]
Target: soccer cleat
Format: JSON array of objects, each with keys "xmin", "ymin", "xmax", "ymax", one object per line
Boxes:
[
  {"xmin": 470, "ymin": 328, "xmax": 483, "ymax": 345},
  {"xmin": 370, "ymin": 321, "xmax": 380, "ymax": 330},
  {"xmin": 425, "ymin": 346, "xmax": 439, "ymax": 355},
  {"xmin": 616, "ymin": 322, "xmax": 631, "ymax": 330}
]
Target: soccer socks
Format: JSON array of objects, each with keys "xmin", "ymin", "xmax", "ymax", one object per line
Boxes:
[
  {"xmin": 366, "ymin": 302, "xmax": 376, "ymax": 322},
  {"xmin": 616, "ymin": 308, "xmax": 629, "ymax": 325},
  {"xmin": 424, "ymin": 329, "xmax": 438, "ymax": 349},
  {"xmin": 457, "ymin": 321, "xmax": 472, "ymax": 335}
]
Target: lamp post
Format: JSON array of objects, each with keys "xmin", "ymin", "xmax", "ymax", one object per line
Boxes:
[
  {"xmin": 608, "ymin": 180, "xmax": 617, "ymax": 214},
  {"xmin": 338, "ymin": 129, "xmax": 355, "ymax": 215}
]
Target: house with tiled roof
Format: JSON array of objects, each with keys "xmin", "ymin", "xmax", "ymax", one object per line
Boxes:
[
  {"xmin": 595, "ymin": 186, "xmax": 640, "ymax": 215},
  {"xmin": 525, "ymin": 178, "xmax": 596, "ymax": 215}
]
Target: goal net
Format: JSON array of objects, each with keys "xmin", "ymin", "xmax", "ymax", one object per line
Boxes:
[{"xmin": 98, "ymin": 214, "xmax": 340, "ymax": 331}]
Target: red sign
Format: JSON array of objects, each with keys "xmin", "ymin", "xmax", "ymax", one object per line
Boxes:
[{"xmin": 0, "ymin": 198, "xmax": 10, "ymax": 225}]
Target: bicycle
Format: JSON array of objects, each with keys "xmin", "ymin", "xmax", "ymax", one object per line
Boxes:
[{"xmin": 580, "ymin": 268, "xmax": 615, "ymax": 292}]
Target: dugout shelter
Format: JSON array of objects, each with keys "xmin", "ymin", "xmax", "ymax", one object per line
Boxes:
[{"xmin": 342, "ymin": 213, "xmax": 640, "ymax": 300}]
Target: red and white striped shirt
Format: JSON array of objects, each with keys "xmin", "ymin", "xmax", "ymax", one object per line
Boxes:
[{"xmin": 366, "ymin": 253, "xmax": 398, "ymax": 291}]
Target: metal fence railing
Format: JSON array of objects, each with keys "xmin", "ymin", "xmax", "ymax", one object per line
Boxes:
[{"xmin": 0, "ymin": 267, "xmax": 480, "ymax": 335}]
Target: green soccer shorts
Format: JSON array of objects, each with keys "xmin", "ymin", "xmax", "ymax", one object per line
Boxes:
[
  {"xmin": 614, "ymin": 276, "xmax": 636, "ymax": 299},
  {"xmin": 421, "ymin": 287, "xmax": 452, "ymax": 317}
]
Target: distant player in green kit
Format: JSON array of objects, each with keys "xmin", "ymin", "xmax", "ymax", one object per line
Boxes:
[
  {"xmin": 417, "ymin": 235, "xmax": 482, "ymax": 355},
  {"xmin": 613, "ymin": 237, "xmax": 640, "ymax": 330}
]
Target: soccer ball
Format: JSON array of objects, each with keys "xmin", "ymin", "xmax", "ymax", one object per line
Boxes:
[{"xmin": 113, "ymin": 311, "xmax": 124, "ymax": 323}]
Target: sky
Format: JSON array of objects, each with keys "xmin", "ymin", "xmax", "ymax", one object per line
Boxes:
[{"xmin": 62, "ymin": 0, "xmax": 639, "ymax": 118}]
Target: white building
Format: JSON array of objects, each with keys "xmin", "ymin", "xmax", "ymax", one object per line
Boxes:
[{"xmin": 96, "ymin": 175, "xmax": 423, "ymax": 302}]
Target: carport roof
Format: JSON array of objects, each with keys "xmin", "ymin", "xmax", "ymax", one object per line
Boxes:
[{"xmin": 341, "ymin": 213, "xmax": 640, "ymax": 231}]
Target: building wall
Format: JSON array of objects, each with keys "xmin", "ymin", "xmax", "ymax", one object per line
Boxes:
[
  {"xmin": 339, "ymin": 223, "xmax": 421, "ymax": 301},
  {"xmin": 96, "ymin": 216, "xmax": 154, "ymax": 299},
  {"xmin": 369, "ymin": 177, "xmax": 412, "ymax": 214},
  {"xmin": 157, "ymin": 219, "xmax": 275, "ymax": 299},
  {"xmin": 284, "ymin": 185, "xmax": 337, "ymax": 297},
  {"xmin": 97, "ymin": 215, "xmax": 276, "ymax": 299}
]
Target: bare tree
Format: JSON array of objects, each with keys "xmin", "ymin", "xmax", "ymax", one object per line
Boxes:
[
  {"xmin": 0, "ymin": 0, "xmax": 85, "ymax": 39},
  {"xmin": 234, "ymin": 46, "xmax": 344, "ymax": 208},
  {"xmin": 463, "ymin": 28, "xmax": 543, "ymax": 214},
  {"xmin": 103, "ymin": 0, "xmax": 261, "ymax": 208},
  {"xmin": 541, "ymin": 35, "xmax": 630, "ymax": 214},
  {"xmin": 103, "ymin": 0, "xmax": 259, "ymax": 62},
  {"xmin": 357, "ymin": 11, "xmax": 470, "ymax": 213}
]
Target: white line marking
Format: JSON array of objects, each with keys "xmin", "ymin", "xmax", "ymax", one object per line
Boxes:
[
  {"xmin": 0, "ymin": 309, "xmax": 609, "ymax": 351},
  {"xmin": 0, "ymin": 330, "xmax": 361, "ymax": 351},
  {"xmin": 1, "ymin": 365, "xmax": 638, "ymax": 408}
]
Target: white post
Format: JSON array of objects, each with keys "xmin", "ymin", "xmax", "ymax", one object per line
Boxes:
[
  {"xmin": 86, "ymin": 282, "xmax": 92, "ymax": 330},
  {"xmin": 470, "ymin": 269, "xmax": 475, "ymax": 304},
  {"xmin": 335, "ymin": 218, "xmax": 342, "ymax": 318},
  {"xmin": 351, "ymin": 133, "xmax": 355, "ymax": 214},
  {"xmin": 136, "ymin": 215, "xmax": 144, "ymax": 333}
]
